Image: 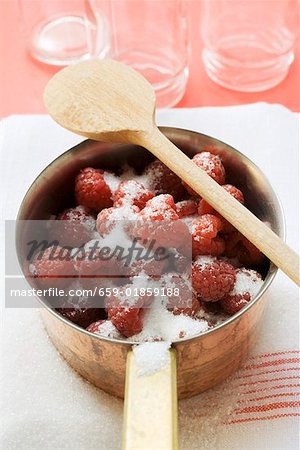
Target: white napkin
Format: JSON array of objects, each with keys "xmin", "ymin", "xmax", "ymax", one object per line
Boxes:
[{"xmin": 1, "ymin": 104, "xmax": 299, "ymax": 450}]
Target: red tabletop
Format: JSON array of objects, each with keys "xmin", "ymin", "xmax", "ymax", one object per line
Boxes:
[{"xmin": 1, "ymin": 0, "xmax": 299, "ymax": 117}]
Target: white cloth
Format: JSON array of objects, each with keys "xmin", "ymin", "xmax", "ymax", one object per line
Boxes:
[{"xmin": 0, "ymin": 104, "xmax": 299, "ymax": 449}]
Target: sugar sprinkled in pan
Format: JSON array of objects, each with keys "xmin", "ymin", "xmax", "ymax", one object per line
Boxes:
[
  {"xmin": 231, "ymin": 268, "xmax": 263, "ymax": 299},
  {"xmin": 133, "ymin": 341, "xmax": 171, "ymax": 376},
  {"xmin": 131, "ymin": 294, "xmax": 209, "ymax": 343},
  {"xmin": 117, "ymin": 180, "xmax": 146, "ymax": 199},
  {"xmin": 90, "ymin": 320, "xmax": 124, "ymax": 340},
  {"xmin": 99, "ymin": 220, "xmax": 135, "ymax": 249},
  {"xmin": 103, "ymin": 171, "xmax": 121, "ymax": 194}
]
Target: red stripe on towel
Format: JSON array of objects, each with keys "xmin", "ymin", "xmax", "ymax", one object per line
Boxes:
[
  {"xmin": 237, "ymin": 368, "xmax": 300, "ymax": 379},
  {"xmin": 237, "ymin": 392, "xmax": 300, "ymax": 404},
  {"xmin": 224, "ymin": 413, "xmax": 300, "ymax": 425},
  {"xmin": 238, "ymin": 376, "xmax": 300, "ymax": 387},
  {"xmin": 243, "ymin": 358, "xmax": 300, "ymax": 370},
  {"xmin": 248, "ymin": 351, "xmax": 300, "ymax": 361},
  {"xmin": 244, "ymin": 383, "xmax": 300, "ymax": 394},
  {"xmin": 235, "ymin": 401, "xmax": 300, "ymax": 414}
]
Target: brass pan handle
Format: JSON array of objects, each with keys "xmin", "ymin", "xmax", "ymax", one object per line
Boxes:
[{"xmin": 122, "ymin": 348, "xmax": 178, "ymax": 449}]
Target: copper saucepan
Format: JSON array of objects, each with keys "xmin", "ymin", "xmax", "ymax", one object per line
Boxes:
[{"xmin": 16, "ymin": 127, "xmax": 284, "ymax": 448}]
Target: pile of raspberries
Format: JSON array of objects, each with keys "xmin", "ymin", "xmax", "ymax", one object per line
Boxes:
[{"xmin": 30, "ymin": 149, "xmax": 265, "ymax": 338}]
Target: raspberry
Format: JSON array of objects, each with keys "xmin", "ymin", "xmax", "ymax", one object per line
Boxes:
[
  {"xmin": 183, "ymin": 151, "xmax": 226, "ymax": 196},
  {"xmin": 192, "ymin": 256, "xmax": 236, "ymax": 301},
  {"xmin": 134, "ymin": 194, "xmax": 189, "ymax": 248},
  {"xmin": 139, "ymin": 194, "xmax": 178, "ymax": 220},
  {"xmin": 221, "ymin": 293, "xmax": 251, "ymax": 316},
  {"xmin": 56, "ymin": 307, "xmax": 104, "ymax": 328},
  {"xmin": 198, "ymin": 184, "xmax": 244, "ymax": 233},
  {"xmin": 176, "ymin": 199, "xmax": 198, "ymax": 218},
  {"xmin": 105, "ymin": 288, "xmax": 147, "ymax": 337},
  {"xmin": 113, "ymin": 180, "xmax": 154, "ymax": 209},
  {"xmin": 222, "ymin": 184, "xmax": 244, "ymax": 203},
  {"xmin": 32, "ymin": 245, "xmax": 76, "ymax": 288},
  {"xmin": 191, "ymin": 214, "xmax": 225, "ymax": 257},
  {"xmin": 145, "ymin": 159, "xmax": 186, "ymax": 201},
  {"xmin": 58, "ymin": 205, "xmax": 94, "ymax": 221},
  {"xmin": 51, "ymin": 205, "xmax": 96, "ymax": 247},
  {"xmin": 96, "ymin": 203, "xmax": 139, "ymax": 237},
  {"xmin": 224, "ymin": 232, "xmax": 264, "ymax": 266},
  {"xmin": 75, "ymin": 167, "xmax": 113, "ymax": 211},
  {"xmin": 105, "ymin": 279, "xmax": 155, "ymax": 337},
  {"xmin": 108, "ymin": 308, "xmax": 144, "ymax": 337},
  {"xmin": 220, "ymin": 268, "xmax": 263, "ymax": 315},
  {"xmin": 162, "ymin": 274, "xmax": 200, "ymax": 317}
]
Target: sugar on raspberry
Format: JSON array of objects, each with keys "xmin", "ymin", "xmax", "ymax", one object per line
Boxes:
[
  {"xmin": 145, "ymin": 159, "xmax": 186, "ymax": 201},
  {"xmin": 138, "ymin": 194, "xmax": 178, "ymax": 220},
  {"xmin": 191, "ymin": 214, "xmax": 225, "ymax": 257},
  {"xmin": 220, "ymin": 268, "xmax": 263, "ymax": 315},
  {"xmin": 31, "ymin": 245, "xmax": 76, "ymax": 288},
  {"xmin": 134, "ymin": 194, "xmax": 189, "ymax": 249},
  {"xmin": 96, "ymin": 202, "xmax": 139, "ymax": 237},
  {"xmin": 105, "ymin": 286, "xmax": 148, "ymax": 337},
  {"xmin": 75, "ymin": 167, "xmax": 114, "ymax": 211},
  {"xmin": 183, "ymin": 151, "xmax": 226, "ymax": 196},
  {"xmin": 192, "ymin": 256, "xmax": 236, "ymax": 302},
  {"xmin": 113, "ymin": 180, "xmax": 154, "ymax": 209},
  {"xmin": 51, "ymin": 205, "xmax": 96, "ymax": 247}
]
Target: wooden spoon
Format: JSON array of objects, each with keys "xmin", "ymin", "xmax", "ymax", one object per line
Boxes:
[
  {"xmin": 44, "ymin": 59, "xmax": 299, "ymax": 449},
  {"xmin": 44, "ymin": 59, "xmax": 299, "ymax": 285}
]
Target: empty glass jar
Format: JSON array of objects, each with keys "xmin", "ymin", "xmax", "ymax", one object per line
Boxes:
[
  {"xmin": 201, "ymin": 0, "xmax": 299, "ymax": 92},
  {"xmin": 89, "ymin": 0, "xmax": 190, "ymax": 107}
]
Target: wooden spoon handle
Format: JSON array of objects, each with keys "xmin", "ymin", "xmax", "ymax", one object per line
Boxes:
[
  {"xmin": 137, "ymin": 126, "xmax": 300, "ymax": 286},
  {"xmin": 122, "ymin": 349, "xmax": 178, "ymax": 450}
]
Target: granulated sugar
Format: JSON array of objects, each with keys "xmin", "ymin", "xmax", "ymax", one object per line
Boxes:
[
  {"xmin": 193, "ymin": 255, "xmax": 215, "ymax": 269},
  {"xmin": 131, "ymin": 296, "xmax": 209, "ymax": 343},
  {"xmin": 232, "ymin": 268, "xmax": 263, "ymax": 298},
  {"xmin": 116, "ymin": 180, "xmax": 148, "ymax": 202},
  {"xmin": 98, "ymin": 219, "xmax": 135, "ymax": 250},
  {"xmin": 63, "ymin": 205, "xmax": 96, "ymax": 231},
  {"xmin": 120, "ymin": 164, "xmax": 151, "ymax": 190},
  {"xmin": 103, "ymin": 171, "xmax": 121, "ymax": 194},
  {"xmin": 133, "ymin": 341, "xmax": 171, "ymax": 376},
  {"xmin": 88, "ymin": 320, "xmax": 123, "ymax": 339}
]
